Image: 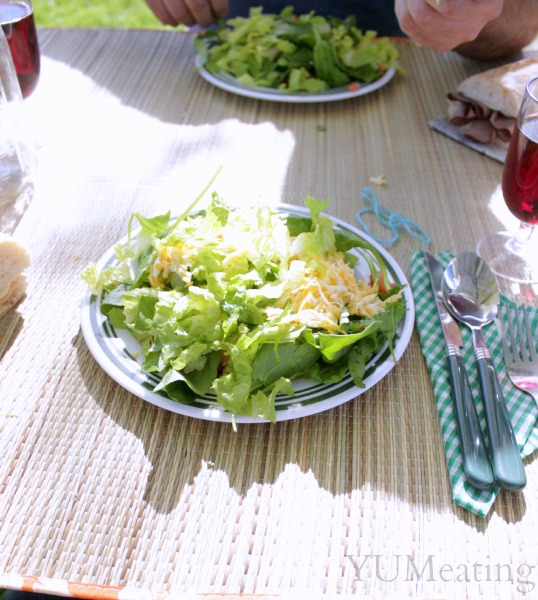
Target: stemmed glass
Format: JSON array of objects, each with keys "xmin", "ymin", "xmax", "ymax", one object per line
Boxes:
[
  {"xmin": 0, "ymin": 0, "xmax": 40, "ymax": 98},
  {"xmin": 477, "ymin": 76, "xmax": 538, "ymax": 284}
]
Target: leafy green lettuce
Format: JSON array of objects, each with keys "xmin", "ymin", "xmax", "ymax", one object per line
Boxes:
[
  {"xmin": 83, "ymin": 194, "xmax": 406, "ymax": 425},
  {"xmin": 195, "ymin": 6, "xmax": 402, "ymax": 93}
]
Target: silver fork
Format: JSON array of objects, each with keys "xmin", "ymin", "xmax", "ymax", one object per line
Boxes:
[{"xmin": 499, "ymin": 304, "xmax": 538, "ymax": 407}]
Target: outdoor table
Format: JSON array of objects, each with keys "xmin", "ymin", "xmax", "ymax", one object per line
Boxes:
[{"xmin": 1, "ymin": 27, "xmax": 537, "ymax": 599}]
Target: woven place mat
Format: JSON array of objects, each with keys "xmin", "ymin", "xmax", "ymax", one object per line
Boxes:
[
  {"xmin": 0, "ymin": 197, "xmax": 484, "ymax": 598},
  {"xmin": 3, "ymin": 31, "xmax": 538, "ymax": 598},
  {"xmin": 411, "ymin": 249, "xmax": 538, "ymax": 517}
]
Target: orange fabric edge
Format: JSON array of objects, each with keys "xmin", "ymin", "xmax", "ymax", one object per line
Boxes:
[
  {"xmin": 21, "ymin": 576, "xmax": 40, "ymax": 592},
  {"xmin": 67, "ymin": 583, "xmax": 122, "ymax": 599}
]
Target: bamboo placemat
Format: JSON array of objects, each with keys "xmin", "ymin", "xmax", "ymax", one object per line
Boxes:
[{"xmin": 1, "ymin": 29, "xmax": 537, "ymax": 599}]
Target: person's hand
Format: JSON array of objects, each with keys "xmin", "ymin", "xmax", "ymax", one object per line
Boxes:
[
  {"xmin": 145, "ymin": 0, "xmax": 229, "ymax": 27},
  {"xmin": 394, "ymin": 0, "xmax": 504, "ymax": 52}
]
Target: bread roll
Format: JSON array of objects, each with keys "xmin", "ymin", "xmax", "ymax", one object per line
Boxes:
[
  {"xmin": 0, "ymin": 275, "xmax": 27, "ymax": 319},
  {"xmin": 456, "ymin": 57, "xmax": 538, "ymax": 118},
  {"xmin": 0, "ymin": 233, "xmax": 30, "ymax": 317}
]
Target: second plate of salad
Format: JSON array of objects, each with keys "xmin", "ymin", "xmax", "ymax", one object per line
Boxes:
[
  {"xmin": 81, "ymin": 196, "xmax": 414, "ymax": 426},
  {"xmin": 194, "ymin": 6, "xmax": 400, "ymax": 103}
]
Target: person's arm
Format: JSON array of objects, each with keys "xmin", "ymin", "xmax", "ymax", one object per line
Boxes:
[
  {"xmin": 455, "ymin": 0, "xmax": 538, "ymax": 59},
  {"xmin": 395, "ymin": 0, "xmax": 538, "ymax": 60},
  {"xmin": 144, "ymin": 0, "xmax": 228, "ymax": 27}
]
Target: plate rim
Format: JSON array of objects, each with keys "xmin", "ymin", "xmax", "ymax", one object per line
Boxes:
[
  {"xmin": 80, "ymin": 203, "xmax": 415, "ymax": 423},
  {"xmin": 194, "ymin": 54, "xmax": 396, "ymax": 103}
]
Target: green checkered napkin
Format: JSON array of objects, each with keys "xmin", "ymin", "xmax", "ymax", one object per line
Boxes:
[{"xmin": 411, "ymin": 250, "xmax": 538, "ymax": 518}]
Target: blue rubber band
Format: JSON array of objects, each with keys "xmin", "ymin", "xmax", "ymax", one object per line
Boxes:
[{"xmin": 356, "ymin": 188, "xmax": 431, "ymax": 246}]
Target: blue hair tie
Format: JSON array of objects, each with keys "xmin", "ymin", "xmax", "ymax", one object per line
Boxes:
[{"xmin": 356, "ymin": 188, "xmax": 431, "ymax": 246}]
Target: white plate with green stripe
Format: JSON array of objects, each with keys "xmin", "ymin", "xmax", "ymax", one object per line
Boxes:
[
  {"xmin": 80, "ymin": 206, "xmax": 415, "ymax": 423},
  {"xmin": 195, "ymin": 55, "xmax": 396, "ymax": 103}
]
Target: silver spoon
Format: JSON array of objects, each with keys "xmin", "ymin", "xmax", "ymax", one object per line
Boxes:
[{"xmin": 442, "ymin": 252, "xmax": 526, "ymax": 492}]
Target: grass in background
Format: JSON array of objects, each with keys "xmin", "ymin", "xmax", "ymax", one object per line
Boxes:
[{"xmin": 33, "ymin": 0, "xmax": 165, "ymax": 28}]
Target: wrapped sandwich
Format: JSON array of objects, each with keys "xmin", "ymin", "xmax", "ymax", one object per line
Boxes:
[
  {"xmin": 0, "ymin": 234, "xmax": 30, "ymax": 319},
  {"xmin": 447, "ymin": 57, "xmax": 538, "ymax": 145}
]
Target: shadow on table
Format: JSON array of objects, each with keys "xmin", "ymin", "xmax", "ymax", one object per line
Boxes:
[{"xmin": 72, "ymin": 328, "xmax": 529, "ymax": 530}]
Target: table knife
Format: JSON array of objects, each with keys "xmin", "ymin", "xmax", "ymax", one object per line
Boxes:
[{"xmin": 423, "ymin": 251, "xmax": 494, "ymax": 489}]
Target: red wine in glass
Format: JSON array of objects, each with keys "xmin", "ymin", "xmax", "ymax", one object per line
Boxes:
[
  {"xmin": 502, "ymin": 117, "xmax": 538, "ymax": 226},
  {"xmin": 0, "ymin": 1, "xmax": 40, "ymax": 98},
  {"xmin": 477, "ymin": 76, "xmax": 538, "ymax": 285}
]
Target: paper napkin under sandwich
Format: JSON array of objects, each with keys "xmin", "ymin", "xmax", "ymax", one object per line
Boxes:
[
  {"xmin": 447, "ymin": 57, "xmax": 538, "ymax": 146},
  {"xmin": 411, "ymin": 250, "xmax": 538, "ymax": 518},
  {"xmin": 0, "ymin": 233, "xmax": 30, "ymax": 319}
]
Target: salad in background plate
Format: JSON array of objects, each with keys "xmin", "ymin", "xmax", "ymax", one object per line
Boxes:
[
  {"xmin": 194, "ymin": 6, "xmax": 401, "ymax": 95},
  {"xmin": 82, "ymin": 195, "xmax": 409, "ymax": 427}
]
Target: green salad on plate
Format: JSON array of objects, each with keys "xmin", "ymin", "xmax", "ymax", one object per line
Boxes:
[
  {"xmin": 195, "ymin": 6, "xmax": 401, "ymax": 93},
  {"xmin": 82, "ymin": 195, "xmax": 406, "ymax": 426}
]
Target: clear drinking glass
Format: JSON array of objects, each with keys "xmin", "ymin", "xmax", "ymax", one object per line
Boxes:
[
  {"xmin": 0, "ymin": 25, "xmax": 35, "ymax": 234},
  {"xmin": 0, "ymin": 0, "xmax": 39, "ymax": 98},
  {"xmin": 477, "ymin": 76, "xmax": 538, "ymax": 284}
]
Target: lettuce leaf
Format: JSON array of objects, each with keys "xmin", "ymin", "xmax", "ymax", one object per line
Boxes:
[{"xmin": 196, "ymin": 6, "xmax": 401, "ymax": 92}]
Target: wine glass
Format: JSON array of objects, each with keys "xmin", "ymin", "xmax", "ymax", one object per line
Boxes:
[
  {"xmin": 477, "ymin": 76, "xmax": 538, "ymax": 284},
  {"xmin": 0, "ymin": 26, "xmax": 35, "ymax": 233},
  {"xmin": 0, "ymin": 0, "xmax": 40, "ymax": 98}
]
